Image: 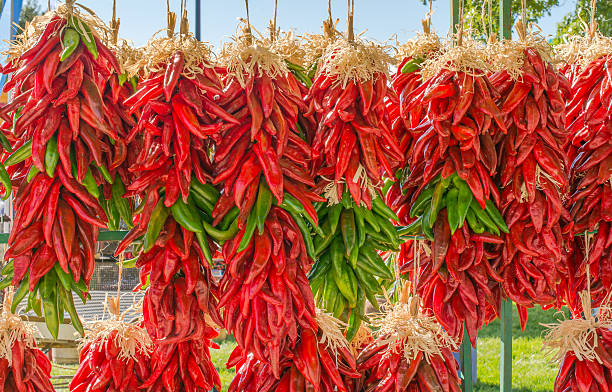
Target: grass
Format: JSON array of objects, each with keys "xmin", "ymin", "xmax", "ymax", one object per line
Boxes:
[
  {"xmin": 47, "ymin": 306, "xmax": 568, "ymax": 392},
  {"xmin": 473, "ymin": 305, "xmax": 570, "ymax": 392}
]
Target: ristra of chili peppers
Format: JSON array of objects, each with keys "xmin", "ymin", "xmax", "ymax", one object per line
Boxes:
[
  {"xmin": 69, "ymin": 315, "xmax": 152, "ymax": 392},
  {"xmin": 228, "ymin": 311, "xmax": 359, "ymax": 392},
  {"xmin": 118, "ymin": 34, "xmax": 233, "ymax": 265},
  {"xmin": 213, "ymin": 35, "xmax": 322, "ymax": 244},
  {"xmin": 215, "ymin": 33, "xmax": 322, "ymax": 374},
  {"xmin": 356, "ymin": 290, "xmax": 461, "ymax": 392},
  {"xmin": 385, "ymin": 33, "xmax": 442, "ymax": 226},
  {"xmin": 306, "ymin": 38, "xmax": 402, "ymax": 206},
  {"xmin": 544, "ymin": 292, "xmax": 612, "ymax": 392},
  {"xmin": 560, "ymin": 43, "xmax": 612, "ymax": 315},
  {"xmin": 139, "ymin": 338, "xmax": 221, "ymax": 392},
  {"xmin": 0, "ymin": 8, "xmax": 127, "ymax": 338},
  {"xmin": 488, "ymin": 42, "xmax": 572, "ymax": 327},
  {"xmin": 304, "ymin": 37, "xmax": 403, "ymax": 340},
  {"xmin": 0, "ymin": 299, "xmax": 55, "ymax": 392},
  {"xmin": 395, "ymin": 41, "xmax": 509, "ymax": 346}
]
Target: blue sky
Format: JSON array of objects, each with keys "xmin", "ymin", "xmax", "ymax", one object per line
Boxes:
[{"xmin": 0, "ymin": 0, "xmax": 577, "ymax": 51}]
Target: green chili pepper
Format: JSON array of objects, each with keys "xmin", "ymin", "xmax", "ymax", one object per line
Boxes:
[
  {"xmin": 281, "ymin": 193, "xmax": 324, "ymax": 236},
  {"xmin": 202, "ymin": 219, "xmax": 239, "ymax": 243},
  {"xmin": 288, "ymin": 210, "xmax": 316, "ymax": 259},
  {"xmin": 454, "ymin": 176, "xmax": 473, "ymax": 229},
  {"xmin": 12, "ymin": 274, "xmax": 30, "ymax": 313},
  {"xmin": 409, "ymin": 186, "xmax": 435, "ymax": 218},
  {"xmin": 327, "ymin": 203, "xmax": 343, "ymax": 235},
  {"xmin": 446, "ymin": 188, "xmax": 460, "ymax": 234},
  {"xmin": 0, "ymin": 276, "xmax": 12, "ymax": 291},
  {"xmin": 42, "ymin": 292, "xmax": 60, "ymax": 339},
  {"xmin": 196, "ymin": 231, "xmax": 213, "ymax": 266},
  {"xmin": 237, "ymin": 211, "xmax": 257, "ymax": 252},
  {"xmin": 143, "ymin": 199, "xmax": 169, "ymax": 252},
  {"xmin": 44, "ymin": 135, "xmax": 59, "ymax": 177},
  {"xmin": 330, "ymin": 236, "xmax": 345, "ymax": 277},
  {"xmin": 26, "ymin": 165, "xmax": 40, "ymax": 183},
  {"xmin": 470, "ymin": 202, "xmax": 500, "ymax": 235},
  {"xmin": 82, "ymin": 167, "xmax": 99, "ymax": 198},
  {"xmin": 4, "ymin": 140, "xmax": 32, "ymax": 166},
  {"xmin": 60, "ymin": 28, "xmax": 80, "ymax": 61},
  {"xmin": 428, "ymin": 181, "xmax": 446, "ymax": 229},
  {"xmin": 170, "ymin": 198, "xmax": 203, "ymax": 233},
  {"xmin": 0, "ymin": 163, "xmax": 11, "ymax": 200},
  {"xmin": 401, "ymin": 57, "xmax": 425, "ymax": 74},
  {"xmin": 95, "ymin": 163, "xmax": 113, "ymax": 184},
  {"xmin": 219, "ymin": 207, "xmax": 240, "ymax": 231},
  {"xmin": 332, "ymin": 264, "xmax": 357, "ymax": 308},
  {"xmin": 0, "ymin": 132, "xmax": 12, "ymax": 153},
  {"xmin": 69, "ymin": 16, "xmax": 98, "ymax": 59},
  {"xmin": 466, "ymin": 207, "xmax": 485, "ymax": 234},
  {"xmin": 340, "ymin": 209, "xmax": 357, "ymax": 258},
  {"xmin": 53, "ymin": 263, "xmax": 72, "ymax": 292},
  {"xmin": 191, "ymin": 178, "xmax": 220, "ymax": 205},
  {"xmin": 191, "ymin": 191, "xmax": 214, "ymax": 215},
  {"xmin": 1, "ymin": 260, "xmax": 14, "ymax": 276},
  {"xmin": 59, "ymin": 285, "xmax": 83, "ymax": 336},
  {"xmin": 353, "ymin": 205, "xmax": 366, "ymax": 247},
  {"xmin": 118, "ymin": 73, "xmax": 128, "ymax": 86},
  {"xmin": 111, "ymin": 175, "xmax": 133, "ymax": 228},
  {"xmin": 485, "ymin": 199, "xmax": 509, "ymax": 234},
  {"xmin": 254, "ymin": 183, "xmax": 273, "ymax": 235}
]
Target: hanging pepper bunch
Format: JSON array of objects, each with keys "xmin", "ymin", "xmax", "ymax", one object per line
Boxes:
[
  {"xmin": 0, "ymin": 299, "xmax": 54, "ymax": 392},
  {"xmin": 228, "ymin": 312, "xmax": 359, "ymax": 392},
  {"xmin": 304, "ymin": 37, "xmax": 402, "ymax": 339},
  {"xmin": 115, "ymin": 30, "xmax": 234, "ymax": 331},
  {"xmin": 544, "ymin": 294, "xmax": 612, "ymax": 392},
  {"xmin": 385, "ymin": 34, "xmax": 442, "ymax": 225},
  {"xmin": 397, "ymin": 42, "xmax": 508, "ymax": 345},
  {"xmin": 0, "ymin": 6, "xmax": 131, "ymax": 338},
  {"xmin": 69, "ymin": 311, "xmax": 153, "ymax": 392},
  {"xmin": 139, "ymin": 338, "xmax": 221, "ymax": 392},
  {"xmin": 356, "ymin": 287, "xmax": 461, "ymax": 392},
  {"xmin": 214, "ymin": 33, "xmax": 322, "ymax": 374},
  {"xmin": 488, "ymin": 42, "xmax": 571, "ymax": 325},
  {"xmin": 560, "ymin": 40, "xmax": 612, "ymax": 313},
  {"xmin": 118, "ymin": 34, "xmax": 232, "ymax": 263}
]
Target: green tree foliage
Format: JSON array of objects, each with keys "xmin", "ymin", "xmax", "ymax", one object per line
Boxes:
[
  {"xmin": 418, "ymin": 0, "xmax": 560, "ymax": 40},
  {"xmin": 18, "ymin": 0, "xmax": 43, "ymax": 30},
  {"xmin": 554, "ymin": 0, "xmax": 611, "ymax": 44}
]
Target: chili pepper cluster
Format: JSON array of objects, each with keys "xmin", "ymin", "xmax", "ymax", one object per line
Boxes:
[
  {"xmin": 554, "ymin": 327, "xmax": 612, "ymax": 392},
  {"xmin": 303, "ymin": 44, "xmax": 406, "ymax": 339},
  {"xmin": 393, "ymin": 57, "xmax": 509, "ymax": 345},
  {"xmin": 69, "ymin": 329, "xmax": 151, "ymax": 392},
  {"xmin": 356, "ymin": 341, "xmax": 461, "ymax": 392},
  {"xmin": 229, "ymin": 326, "xmax": 359, "ymax": 392},
  {"xmin": 0, "ymin": 338, "xmax": 54, "ymax": 392},
  {"xmin": 563, "ymin": 53, "xmax": 612, "ymax": 314},
  {"xmin": 0, "ymin": 12, "xmax": 133, "ymax": 339},
  {"xmin": 488, "ymin": 47, "xmax": 571, "ymax": 329}
]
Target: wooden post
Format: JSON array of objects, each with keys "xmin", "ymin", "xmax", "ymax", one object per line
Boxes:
[{"xmin": 499, "ymin": 1, "xmax": 513, "ymax": 391}]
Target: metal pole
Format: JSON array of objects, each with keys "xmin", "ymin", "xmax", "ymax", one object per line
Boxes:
[
  {"xmin": 499, "ymin": 1, "xmax": 512, "ymax": 391},
  {"xmin": 499, "ymin": 0, "xmax": 512, "ymax": 40},
  {"xmin": 461, "ymin": 329, "xmax": 473, "ymax": 392},
  {"xmin": 195, "ymin": 0, "xmax": 201, "ymax": 40},
  {"xmin": 450, "ymin": 0, "xmax": 459, "ymax": 35}
]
